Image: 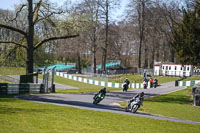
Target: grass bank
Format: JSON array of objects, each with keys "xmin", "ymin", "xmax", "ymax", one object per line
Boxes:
[
  {"xmin": 121, "ymin": 87, "xmax": 200, "ymax": 122},
  {"xmin": 0, "ymin": 67, "xmax": 25, "ymax": 75},
  {"xmin": 183, "ymin": 76, "xmax": 200, "ymax": 81},
  {"xmin": 40, "ymin": 75, "xmax": 122, "ymax": 93},
  {"xmin": 0, "ymin": 95, "xmax": 199, "ymax": 133}
]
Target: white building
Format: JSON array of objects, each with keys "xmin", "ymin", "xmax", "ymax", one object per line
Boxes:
[{"xmin": 154, "ymin": 63, "xmax": 193, "ymax": 77}]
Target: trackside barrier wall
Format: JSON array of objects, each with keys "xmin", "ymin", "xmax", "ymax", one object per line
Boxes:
[
  {"xmin": 56, "ymin": 72, "xmax": 143, "ymax": 89},
  {"xmin": 176, "ymin": 80, "xmax": 200, "ymax": 87},
  {"xmin": 0, "ymin": 83, "xmax": 45, "ymax": 94}
]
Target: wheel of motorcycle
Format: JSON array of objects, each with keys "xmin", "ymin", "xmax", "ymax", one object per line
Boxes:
[
  {"xmin": 93, "ymin": 100, "xmax": 97, "ymax": 104},
  {"xmin": 131, "ymin": 105, "xmax": 139, "ymax": 113},
  {"xmin": 125, "ymin": 107, "xmax": 129, "ymax": 112}
]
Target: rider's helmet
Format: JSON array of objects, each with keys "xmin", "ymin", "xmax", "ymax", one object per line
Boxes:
[{"xmin": 140, "ymin": 92, "xmax": 144, "ymax": 97}]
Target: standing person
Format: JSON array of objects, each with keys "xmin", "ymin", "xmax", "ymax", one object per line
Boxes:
[{"xmin": 149, "ymin": 78, "xmax": 153, "ymax": 88}]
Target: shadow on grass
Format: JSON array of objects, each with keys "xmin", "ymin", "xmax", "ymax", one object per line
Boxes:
[{"xmin": 0, "ymin": 94, "xmax": 54, "ymax": 115}]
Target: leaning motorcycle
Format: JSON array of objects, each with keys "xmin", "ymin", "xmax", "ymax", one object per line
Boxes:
[
  {"xmin": 125, "ymin": 97, "xmax": 143, "ymax": 113},
  {"xmin": 93, "ymin": 92, "xmax": 105, "ymax": 104},
  {"xmin": 123, "ymin": 83, "xmax": 128, "ymax": 92}
]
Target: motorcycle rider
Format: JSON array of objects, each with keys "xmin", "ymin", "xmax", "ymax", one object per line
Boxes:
[
  {"xmin": 99, "ymin": 87, "xmax": 106, "ymax": 95},
  {"xmin": 143, "ymin": 80, "xmax": 147, "ymax": 89},
  {"xmin": 130, "ymin": 92, "xmax": 144, "ymax": 103},
  {"xmin": 153, "ymin": 78, "xmax": 158, "ymax": 87},
  {"xmin": 94, "ymin": 87, "xmax": 106, "ymax": 99},
  {"xmin": 123, "ymin": 78, "xmax": 130, "ymax": 91},
  {"xmin": 124, "ymin": 78, "xmax": 130, "ymax": 85}
]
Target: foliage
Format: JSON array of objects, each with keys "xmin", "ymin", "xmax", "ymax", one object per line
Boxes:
[
  {"xmin": 0, "ymin": 95, "xmax": 199, "ymax": 133},
  {"xmin": 171, "ymin": 1, "xmax": 200, "ymax": 66}
]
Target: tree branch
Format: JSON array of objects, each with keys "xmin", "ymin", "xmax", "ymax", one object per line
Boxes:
[
  {"xmin": 0, "ymin": 23, "xmax": 27, "ymax": 36},
  {"xmin": 0, "ymin": 41, "xmax": 27, "ymax": 49},
  {"xmin": 33, "ymin": 0, "xmax": 42, "ymax": 24},
  {"xmin": 34, "ymin": 34, "xmax": 79, "ymax": 50},
  {"xmin": 9, "ymin": 4, "xmax": 27, "ymax": 22}
]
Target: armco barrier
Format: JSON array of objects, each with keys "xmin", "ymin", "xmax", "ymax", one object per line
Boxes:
[
  {"xmin": 0, "ymin": 83, "xmax": 44, "ymax": 94},
  {"xmin": 56, "ymin": 72, "xmax": 143, "ymax": 89},
  {"xmin": 177, "ymin": 80, "xmax": 200, "ymax": 87}
]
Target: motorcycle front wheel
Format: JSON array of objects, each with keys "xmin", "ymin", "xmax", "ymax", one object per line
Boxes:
[
  {"xmin": 125, "ymin": 106, "xmax": 129, "ymax": 112},
  {"xmin": 131, "ymin": 105, "xmax": 140, "ymax": 113},
  {"xmin": 93, "ymin": 100, "xmax": 97, "ymax": 104}
]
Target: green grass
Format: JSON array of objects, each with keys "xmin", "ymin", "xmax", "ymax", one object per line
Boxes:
[
  {"xmin": 40, "ymin": 75, "xmax": 122, "ymax": 93},
  {"xmin": 108, "ymin": 74, "xmax": 180, "ymax": 85},
  {"xmin": 0, "ymin": 67, "xmax": 26, "ymax": 75},
  {"xmin": 183, "ymin": 76, "xmax": 200, "ymax": 81},
  {"xmin": 41, "ymin": 74, "xmax": 180, "ymax": 93},
  {"xmin": 0, "ymin": 79, "xmax": 10, "ymax": 83},
  {"xmin": 108, "ymin": 74, "xmax": 144, "ymax": 83},
  {"xmin": 121, "ymin": 87, "xmax": 200, "ymax": 122},
  {"xmin": 0, "ymin": 95, "xmax": 199, "ymax": 133},
  {"xmin": 156, "ymin": 76, "xmax": 181, "ymax": 84}
]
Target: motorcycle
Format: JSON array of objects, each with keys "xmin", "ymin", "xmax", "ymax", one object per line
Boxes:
[
  {"xmin": 153, "ymin": 79, "xmax": 158, "ymax": 88},
  {"xmin": 123, "ymin": 83, "xmax": 129, "ymax": 92},
  {"xmin": 143, "ymin": 82, "xmax": 147, "ymax": 89},
  {"xmin": 153, "ymin": 81, "xmax": 157, "ymax": 88},
  {"xmin": 93, "ymin": 92, "xmax": 105, "ymax": 104},
  {"xmin": 125, "ymin": 97, "xmax": 143, "ymax": 113}
]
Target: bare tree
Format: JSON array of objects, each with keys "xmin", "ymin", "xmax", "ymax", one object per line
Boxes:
[{"xmin": 0, "ymin": 0, "xmax": 79, "ymax": 82}]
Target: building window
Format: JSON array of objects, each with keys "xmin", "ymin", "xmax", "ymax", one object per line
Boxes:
[
  {"xmin": 181, "ymin": 67, "xmax": 182, "ymax": 70},
  {"xmin": 187, "ymin": 67, "xmax": 190, "ymax": 71},
  {"xmin": 175, "ymin": 66, "xmax": 177, "ymax": 70},
  {"xmin": 163, "ymin": 66, "xmax": 164, "ymax": 70},
  {"xmin": 169, "ymin": 66, "xmax": 171, "ymax": 70},
  {"xmin": 166, "ymin": 66, "xmax": 168, "ymax": 70}
]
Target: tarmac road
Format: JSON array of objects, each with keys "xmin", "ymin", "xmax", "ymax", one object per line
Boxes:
[{"xmin": 17, "ymin": 82, "xmax": 200, "ymax": 125}]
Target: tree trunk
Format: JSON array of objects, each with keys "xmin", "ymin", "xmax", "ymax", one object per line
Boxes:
[
  {"xmin": 26, "ymin": 0, "xmax": 34, "ymax": 82},
  {"xmin": 93, "ymin": 51, "xmax": 96, "ymax": 73},
  {"xmin": 144, "ymin": 43, "xmax": 148, "ymax": 68},
  {"xmin": 137, "ymin": 1, "xmax": 145, "ymax": 70},
  {"xmin": 102, "ymin": 0, "xmax": 109, "ymax": 72},
  {"xmin": 150, "ymin": 45, "xmax": 155, "ymax": 68},
  {"xmin": 77, "ymin": 52, "xmax": 81, "ymax": 74},
  {"xmin": 170, "ymin": 47, "xmax": 175, "ymax": 63}
]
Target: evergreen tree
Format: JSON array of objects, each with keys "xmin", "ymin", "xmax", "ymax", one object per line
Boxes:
[{"xmin": 171, "ymin": 1, "xmax": 200, "ymax": 66}]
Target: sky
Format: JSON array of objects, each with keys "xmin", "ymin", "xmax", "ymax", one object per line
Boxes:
[{"xmin": 0, "ymin": 0, "xmax": 129, "ymax": 20}]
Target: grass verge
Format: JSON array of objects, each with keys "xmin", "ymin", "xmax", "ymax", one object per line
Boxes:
[
  {"xmin": 41, "ymin": 75, "xmax": 122, "ymax": 93},
  {"xmin": 0, "ymin": 67, "xmax": 26, "ymax": 75},
  {"xmin": 0, "ymin": 95, "xmax": 199, "ymax": 133},
  {"xmin": 49, "ymin": 75, "xmax": 180, "ymax": 93},
  {"xmin": 183, "ymin": 76, "xmax": 200, "ymax": 81},
  {"xmin": 121, "ymin": 87, "xmax": 200, "ymax": 122}
]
